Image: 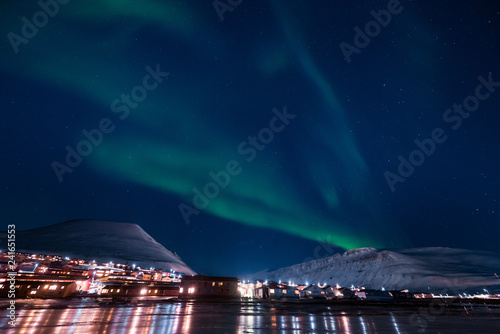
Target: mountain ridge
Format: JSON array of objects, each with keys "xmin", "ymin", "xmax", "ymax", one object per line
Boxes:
[
  {"xmin": 0, "ymin": 219, "xmax": 196, "ymax": 275},
  {"xmin": 242, "ymin": 247, "xmax": 500, "ymax": 292}
]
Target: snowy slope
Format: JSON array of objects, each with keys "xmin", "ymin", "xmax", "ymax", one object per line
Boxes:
[
  {"xmin": 243, "ymin": 247, "xmax": 500, "ymax": 292},
  {"xmin": 1, "ymin": 219, "xmax": 196, "ymax": 275}
]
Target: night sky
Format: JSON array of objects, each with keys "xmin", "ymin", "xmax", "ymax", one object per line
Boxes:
[{"xmin": 1, "ymin": 1, "xmax": 499, "ymax": 276}]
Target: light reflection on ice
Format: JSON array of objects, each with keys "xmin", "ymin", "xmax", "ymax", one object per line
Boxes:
[{"xmin": 0, "ymin": 300, "xmax": 499, "ymax": 334}]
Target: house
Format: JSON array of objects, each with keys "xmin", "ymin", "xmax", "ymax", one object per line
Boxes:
[
  {"xmin": 99, "ymin": 280, "xmax": 179, "ymax": 297},
  {"xmin": 300, "ymin": 284, "xmax": 329, "ymax": 299},
  {"xmin": 412, "ymin": 292, "xmax": 434, "ymax": 299},
  {"xmin": 340, "ymin": 287, "xmax": 357, "ymax": 299},
  {"xmin": 0, "ymin": 273, "xmax": 88, "ymax": 298},
  {"xmin": 179, "ymin": 275, "xmax": 239, "ymax": 298},
  {"xmin": 268, "ymin": 282, "xmax": 299, "ymax": 299},
  {"xmin": 253, "ymin": 284, "xmax": 269, "ymax": 299},
  {"xmin": 324, "ymin": 285, "xmax": 343, "ymax": 299},
  {"xmin": 357, "ymin": 289, "xmax": 393, "ymax": 300},
  {"xmin": 390, "ymin": 290, "xmax": 413, "ymax": 300}
]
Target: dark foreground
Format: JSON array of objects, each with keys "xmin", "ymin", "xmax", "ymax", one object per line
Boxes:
[{"xmin": 1, "ymin": 298, "xmax": 499, "ymax": 333}]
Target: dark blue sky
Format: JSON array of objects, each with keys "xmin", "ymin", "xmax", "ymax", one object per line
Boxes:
[{"xmin": 1, "ymin": 1, "xmax": 499, "ymax": 276}]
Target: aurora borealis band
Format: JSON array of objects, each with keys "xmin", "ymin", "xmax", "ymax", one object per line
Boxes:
[{"xmin": 1, "ymin": 1, "xmax": 500, "ymax": 275}]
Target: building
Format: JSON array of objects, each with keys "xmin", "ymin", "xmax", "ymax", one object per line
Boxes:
[
  {"xmin": 412, "ymin": 292, "xmax": 434, "ymax": 299},
  {"xmin": 251, "ymin": 281, "xmax": 299, "ymax": 299},
  {"xmin": 179, "ymin": 275, "xmax": 239, "ymax": 298},
  {"xmin": 268, "ymin": 282, "xmax": 299, "ymax": 299},
  {"xmin": 340, "ymin": 287, "xmax": 357, "ymax": 299},
  {"xmin": 357, "ymin": 289, "xmax": 393, "ymax": 300},
  {"xmin": 0, "ymin": 274, "xmax": 88, "ymax": 298},
  {"xmin": 253, "ymin": 284, "xmax": 269, "ymax": 299},
  {"xmin": 99, "ymin": 279, "xmax": 179, "ymax": 297},
  {"xmin": 300, "ymin": 284, "xmax": 329, "ymax": 299}
]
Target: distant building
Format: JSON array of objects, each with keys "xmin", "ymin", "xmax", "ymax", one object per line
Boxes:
[
  {"xmin": 251, "ymin": 281, "xmax": 299, "ymax": 299},
  {"xmin": 340, "ymin": 287, "xmax": 357, "ymax": 299},
  {"xmin": 390, "ymin": 290, "xmax": 413, "ymax": 300},
  {"xmin": 0, "ymin": 274, "xmax": 88, "ymax": 298},
  {"xmin": 357, "ymin": 289, "xmax": 393, "ymax": 300},
  {"xmin": 268, "ymin": 282, "xmax": 299, "ymax": 299},
  {"xmin": 300, "ymin": 284, "xmax": 329, "ymax": 299},
  {"xmin": 253, "ymin": 285, "xmax": 269, "ymax": 299},
  {"xmin": 412, "ymin": 292, "xmax": 433, "ymax": 299},
  {"xmin": 99, "ymin": 279, "xmax": 179, "ymax": 297},
  {"xmin": 179, "ymin": 275, "xmax": 239, "ymax": 298}
]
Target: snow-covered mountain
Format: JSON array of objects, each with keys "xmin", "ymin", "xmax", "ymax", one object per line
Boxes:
[
  {"xmin": 1, "ymin": 219, "xmax": 196, "ymax": 275},
  {"xmin": 243, "ymin": 247, "xmax": 500, "ymax": 293}
]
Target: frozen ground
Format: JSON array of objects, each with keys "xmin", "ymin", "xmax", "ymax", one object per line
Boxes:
[{"xmin": 1, "ymin": 299, "xmax": 499, "ymax": 333}]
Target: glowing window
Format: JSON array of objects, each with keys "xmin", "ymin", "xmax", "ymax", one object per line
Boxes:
[
  {"xmin": 140, "ymin": 289, "xmax": 147, "ymax": 294},
  {"xmin": 102, "ymin": 289, "xmax": 109, "ymax": 293},
  {"xmin": 30, "ymin": 291, "xmax": 37, "ymax": 295},
  {"xmin": 179, "ymin": 288, "xmax": 184, "ymax": 293},
  {"xmin": 270, "ymin": 289, "xmax": 275, "ymax": 294},
  {"xmin": 49, "ymin": 285, "xmax": 57, "ymax": 290},
  {"xmin": 283, "ymin": 290, "xmax": 287, "ymax": 294},
  {"xmin": 188, "ymin": 287, "xmax": 195, "ymax": 294}
]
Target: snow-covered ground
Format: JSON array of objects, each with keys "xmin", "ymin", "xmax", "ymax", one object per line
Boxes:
[
  {"xmin": 1, "ymin": 219, "xmax": 196, "ymax": 275},
  {"xmin": 243, "ymin": 247, "xmax": 500, "ymax": 292}
]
